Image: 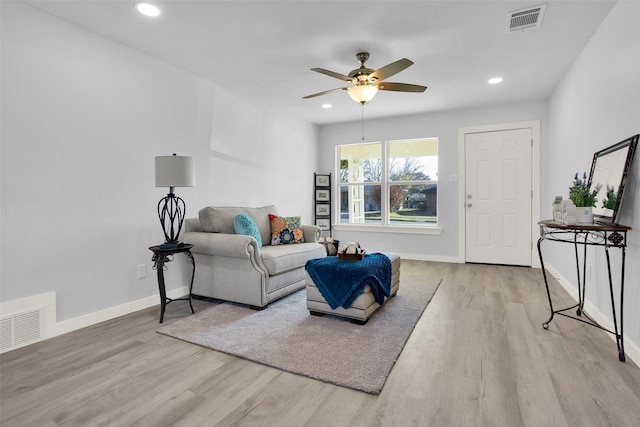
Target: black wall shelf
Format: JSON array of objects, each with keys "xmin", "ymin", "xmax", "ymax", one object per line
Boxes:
[{"xmin": 314, "ymin": 173, "xmax": 331, "ymax": 237}]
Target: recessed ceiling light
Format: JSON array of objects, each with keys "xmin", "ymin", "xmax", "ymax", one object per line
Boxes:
[
  {"xmin": 136, "ymin": 2, "xmax": 161, "ymax": 17},
  {"xmin": 488, "ymin": 77, "xmax": 503, "ymax": 84},
  {"xmin": 322, "ymin": 104, "xmax": 333, "ymax": 109}
]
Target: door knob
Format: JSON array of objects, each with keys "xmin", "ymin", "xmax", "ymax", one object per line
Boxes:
[
  {"xmin": 467, "ymin": 194, "xmax": 472, "ymax": 199},
  {"xmin": 467, "ymin": 203, "xmax": 472, "ymax": 207}
]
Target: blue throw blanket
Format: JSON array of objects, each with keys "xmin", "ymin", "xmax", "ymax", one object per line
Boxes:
[{"xmin": 305, "ymin": 253, "xmax": 392, "ymax": 310}]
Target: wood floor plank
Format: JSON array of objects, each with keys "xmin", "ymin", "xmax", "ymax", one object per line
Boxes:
[
  {"xmin": 175, "ymin": 361, "xmax": 282, "ymax": 426},
  {"xmin": 133, "ymin": 389, "xmax": 206, "ymax": 427},
  {"xmin": 477, "ymin": 290, "xmax": 523, "ymax": 427},
  {"xmin": 302, "ymin": 387, "xmax": 373, "ymax": 427},
  {"xmin": 2, "ymin": 262, "xmax": 640, "ymax": 426},
  {"xmin": 58, "ymin": 349, "xmax": 228, "ymax": 426},
  {"xmin": 504, "ymin": 302, "xmax": 569, "ymax": 426},
  {"xmin": 214, "ymin": 371, "xmax": 327, "ymax": 426}
]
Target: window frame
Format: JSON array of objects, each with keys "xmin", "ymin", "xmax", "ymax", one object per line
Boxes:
[{"xmin": 334, "ymin": 138, "xmax": 441, "ymax": 234}]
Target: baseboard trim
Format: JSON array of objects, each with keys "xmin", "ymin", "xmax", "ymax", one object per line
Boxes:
[
  {"xmin": 1, "ymin": 287, "xmax": 189, "ymax": 353},
  {"xmin": 544, "ymin": 263, "xmax": 639, "ymax": 365},
  {"xmin": 398, "ymin": 253, "xmax": 462, "ymax": 263},
  {"xmin": 51, "ymin": 287, "xmax": 189, "ymax": 338}
]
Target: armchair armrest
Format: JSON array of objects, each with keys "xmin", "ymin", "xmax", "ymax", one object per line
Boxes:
[
  {"xmin": 302, "ymin": 224, "xmax": 322, "ymax": 243},
  {"xmin": 182, "ymin": 231, "xmax": 260, "ymax": 258}
]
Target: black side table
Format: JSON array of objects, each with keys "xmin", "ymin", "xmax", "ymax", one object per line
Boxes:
[
  {"xmin": 149, "ymin": 244, "xmax": 196, "ymax": 323},
  {"xmin": 537, "ymin": 220, "xmax": 630, "ymax": 362}
]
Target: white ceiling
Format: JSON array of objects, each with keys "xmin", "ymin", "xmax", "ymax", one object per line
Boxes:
[{"xmin": 24, "ymin": 0, "xmax": 616, "ymax": 125}]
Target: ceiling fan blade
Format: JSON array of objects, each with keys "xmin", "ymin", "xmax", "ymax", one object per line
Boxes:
[
  {"xmin": 311, "ymin": 68, "xmax": 353, "ymax": 82},
  {"xmin": 377, "ymin": 82, "xmax": 427, "ymax": 93},
  {"xmin": 370, "ymin": 58, "xmax": 413, "ymax": 81},
  {"xmin": 303, "ymin": 87, "xmax": 349, "ymax": 99}
]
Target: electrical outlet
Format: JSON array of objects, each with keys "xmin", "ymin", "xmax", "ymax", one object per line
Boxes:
[{"xmin": 137, "ymin": 264, "xmax": 146, "ymax": 280}]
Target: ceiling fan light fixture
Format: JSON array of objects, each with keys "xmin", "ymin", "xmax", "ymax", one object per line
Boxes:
[
  {"xmin": 347, "ymin": 84, "xmax": 378, "ymax": 104},
  {"xmin": 304, "ymin": 52, "xmax": 425, "ymax": 105}
]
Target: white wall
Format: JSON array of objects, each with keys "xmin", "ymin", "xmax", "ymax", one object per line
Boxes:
[
  {"xmin": 0, "ymin": 3, "xmax": 318, "ymax": 326},
  {"xmin": 545, "ymin": 1, "xmax": 640, "ymax": 359},
  {"xmin": 319, "ymin": 101, "xmax": 548, "ymax": 260}
]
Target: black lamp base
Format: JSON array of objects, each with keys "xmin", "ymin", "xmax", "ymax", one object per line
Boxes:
[{"xmin": 158, "ymin": 190, "xmax": 186, "ymax": 246}]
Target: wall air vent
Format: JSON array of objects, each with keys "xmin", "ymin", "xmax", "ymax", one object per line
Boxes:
[
  {"xmin": 506, "ymin": 4, "xmax": 547, "ymax": 33},
  {"xmin": 0, "ymin": 309, "xmax": 42, "ymax": 353},
  {"xmin": 1, "ymin": 292, "xmax": 55, "ymax": 354}
]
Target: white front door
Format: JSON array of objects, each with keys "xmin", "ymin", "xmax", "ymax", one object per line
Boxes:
[{"xmin": 465, "ymin": 128, "xmax": 532, "ymax": 266}]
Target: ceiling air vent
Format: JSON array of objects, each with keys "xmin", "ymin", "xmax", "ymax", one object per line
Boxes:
[{"xmin": 506, "ymin": 4, "xmax": 547, "ymax": 33}]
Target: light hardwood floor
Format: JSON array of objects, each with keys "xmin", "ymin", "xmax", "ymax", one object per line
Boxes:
[{"xmin": 2, "ymin": 261, "xmax": 640, "ymax": 426}]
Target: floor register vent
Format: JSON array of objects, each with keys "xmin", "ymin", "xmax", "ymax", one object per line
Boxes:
[
  {"xmin": 506, "ymin": 4, "xmax": 547, "ymax": 33},
  {"xmin": 1, "ymin": 309, "xmax": 42, "ymax": 352}
]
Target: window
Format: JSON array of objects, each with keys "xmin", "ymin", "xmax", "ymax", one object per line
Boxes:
[{"xmin": 338, "ymin": 138, "xmax": 438, "ymax": 226}]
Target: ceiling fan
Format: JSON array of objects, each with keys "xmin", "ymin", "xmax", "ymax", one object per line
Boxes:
[{"xmin": 303, "ymin": 52, "xmax": 427, "ymax": 105}]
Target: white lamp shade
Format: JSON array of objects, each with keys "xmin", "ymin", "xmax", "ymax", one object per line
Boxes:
[{"xmin": 155, "ymin": 155, "xmax": 195, "ymax": 187}]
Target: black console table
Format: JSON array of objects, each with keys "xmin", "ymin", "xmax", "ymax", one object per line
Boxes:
[
  {"xmin": 149, "ymin": 244, "xmax": 196, "ymax": 323},
  {"xmin": 537, "ymin": 220, "xmax": 631, "ymax": 362}
]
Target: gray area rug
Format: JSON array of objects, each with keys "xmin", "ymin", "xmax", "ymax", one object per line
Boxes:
[{"xmin": 157, "ymin": 275, "xmax": 441, "ymax": 394}]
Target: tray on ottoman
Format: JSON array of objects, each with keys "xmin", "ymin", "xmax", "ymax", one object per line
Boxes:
[{"xmin": 305, "ymin": 253, "xmax": 400, "ymax": 324}]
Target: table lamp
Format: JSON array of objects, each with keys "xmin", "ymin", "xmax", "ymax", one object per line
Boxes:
[{"xmin": 155, "ymin": 154, "xmax": 195, "ymax": 249}]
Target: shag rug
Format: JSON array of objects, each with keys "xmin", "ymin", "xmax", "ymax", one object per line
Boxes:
[{"xmin": 157, "ymin": 275, "xmax": 441, "ymax": 394}]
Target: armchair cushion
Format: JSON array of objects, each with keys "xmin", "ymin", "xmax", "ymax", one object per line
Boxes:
[
  {"xmin": 199, "ymin": 205, "xmax": 276, "ymax": 245},
  {"xmin": 260, "ymin": 243, "xmax": 325, "ymax": 275}
]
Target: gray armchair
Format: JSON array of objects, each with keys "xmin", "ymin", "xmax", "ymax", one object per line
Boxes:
[{"xmin": 182, "ymin": 206, "xmax": 326, "ymax": 308}]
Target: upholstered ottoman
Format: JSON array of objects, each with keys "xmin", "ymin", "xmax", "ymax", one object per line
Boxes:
[{"xmin": 305, "ymin": 253, "xmax": 400, "ymax": 324}]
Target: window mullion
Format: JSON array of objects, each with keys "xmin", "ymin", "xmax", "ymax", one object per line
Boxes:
[{"xmin": 382, "ymin": 141, "xmax": 390, "ymax": 225}]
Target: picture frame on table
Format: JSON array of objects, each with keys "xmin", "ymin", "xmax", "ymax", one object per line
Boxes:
[
  {"xmin": 316, "ymin": 218, "xmax": 330, "ymax": 231},
  {"xmin": 315, "ymin": 189, "xmax": 330, "ymax": 202},
  {"xmin": 315, "ymin": 174, "xmax": 330, "ymax": 187},
  {"xmin": 315, "ymin": 204, "xmax": 330, "ymax": 216}
]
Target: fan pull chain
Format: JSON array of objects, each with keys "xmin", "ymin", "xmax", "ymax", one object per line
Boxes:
[{"xmin": 361, "ymin": 103, "xmax": 365, "ymax": 141}]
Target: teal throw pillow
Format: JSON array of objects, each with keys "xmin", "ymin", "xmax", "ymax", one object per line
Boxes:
[{"xmin": 234, "ymin": 213, "xmax": 262, "ymax": 248}]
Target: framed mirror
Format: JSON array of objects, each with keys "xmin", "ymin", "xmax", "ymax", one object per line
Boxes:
[{"xmin": 588, "ymin": 134, "xmax": 638, "ymax": 225}]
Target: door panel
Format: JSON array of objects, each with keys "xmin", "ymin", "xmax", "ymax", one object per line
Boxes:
[{"xmin": 465, "ymin": 129, "xmax": 532, "ymax": 266}]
